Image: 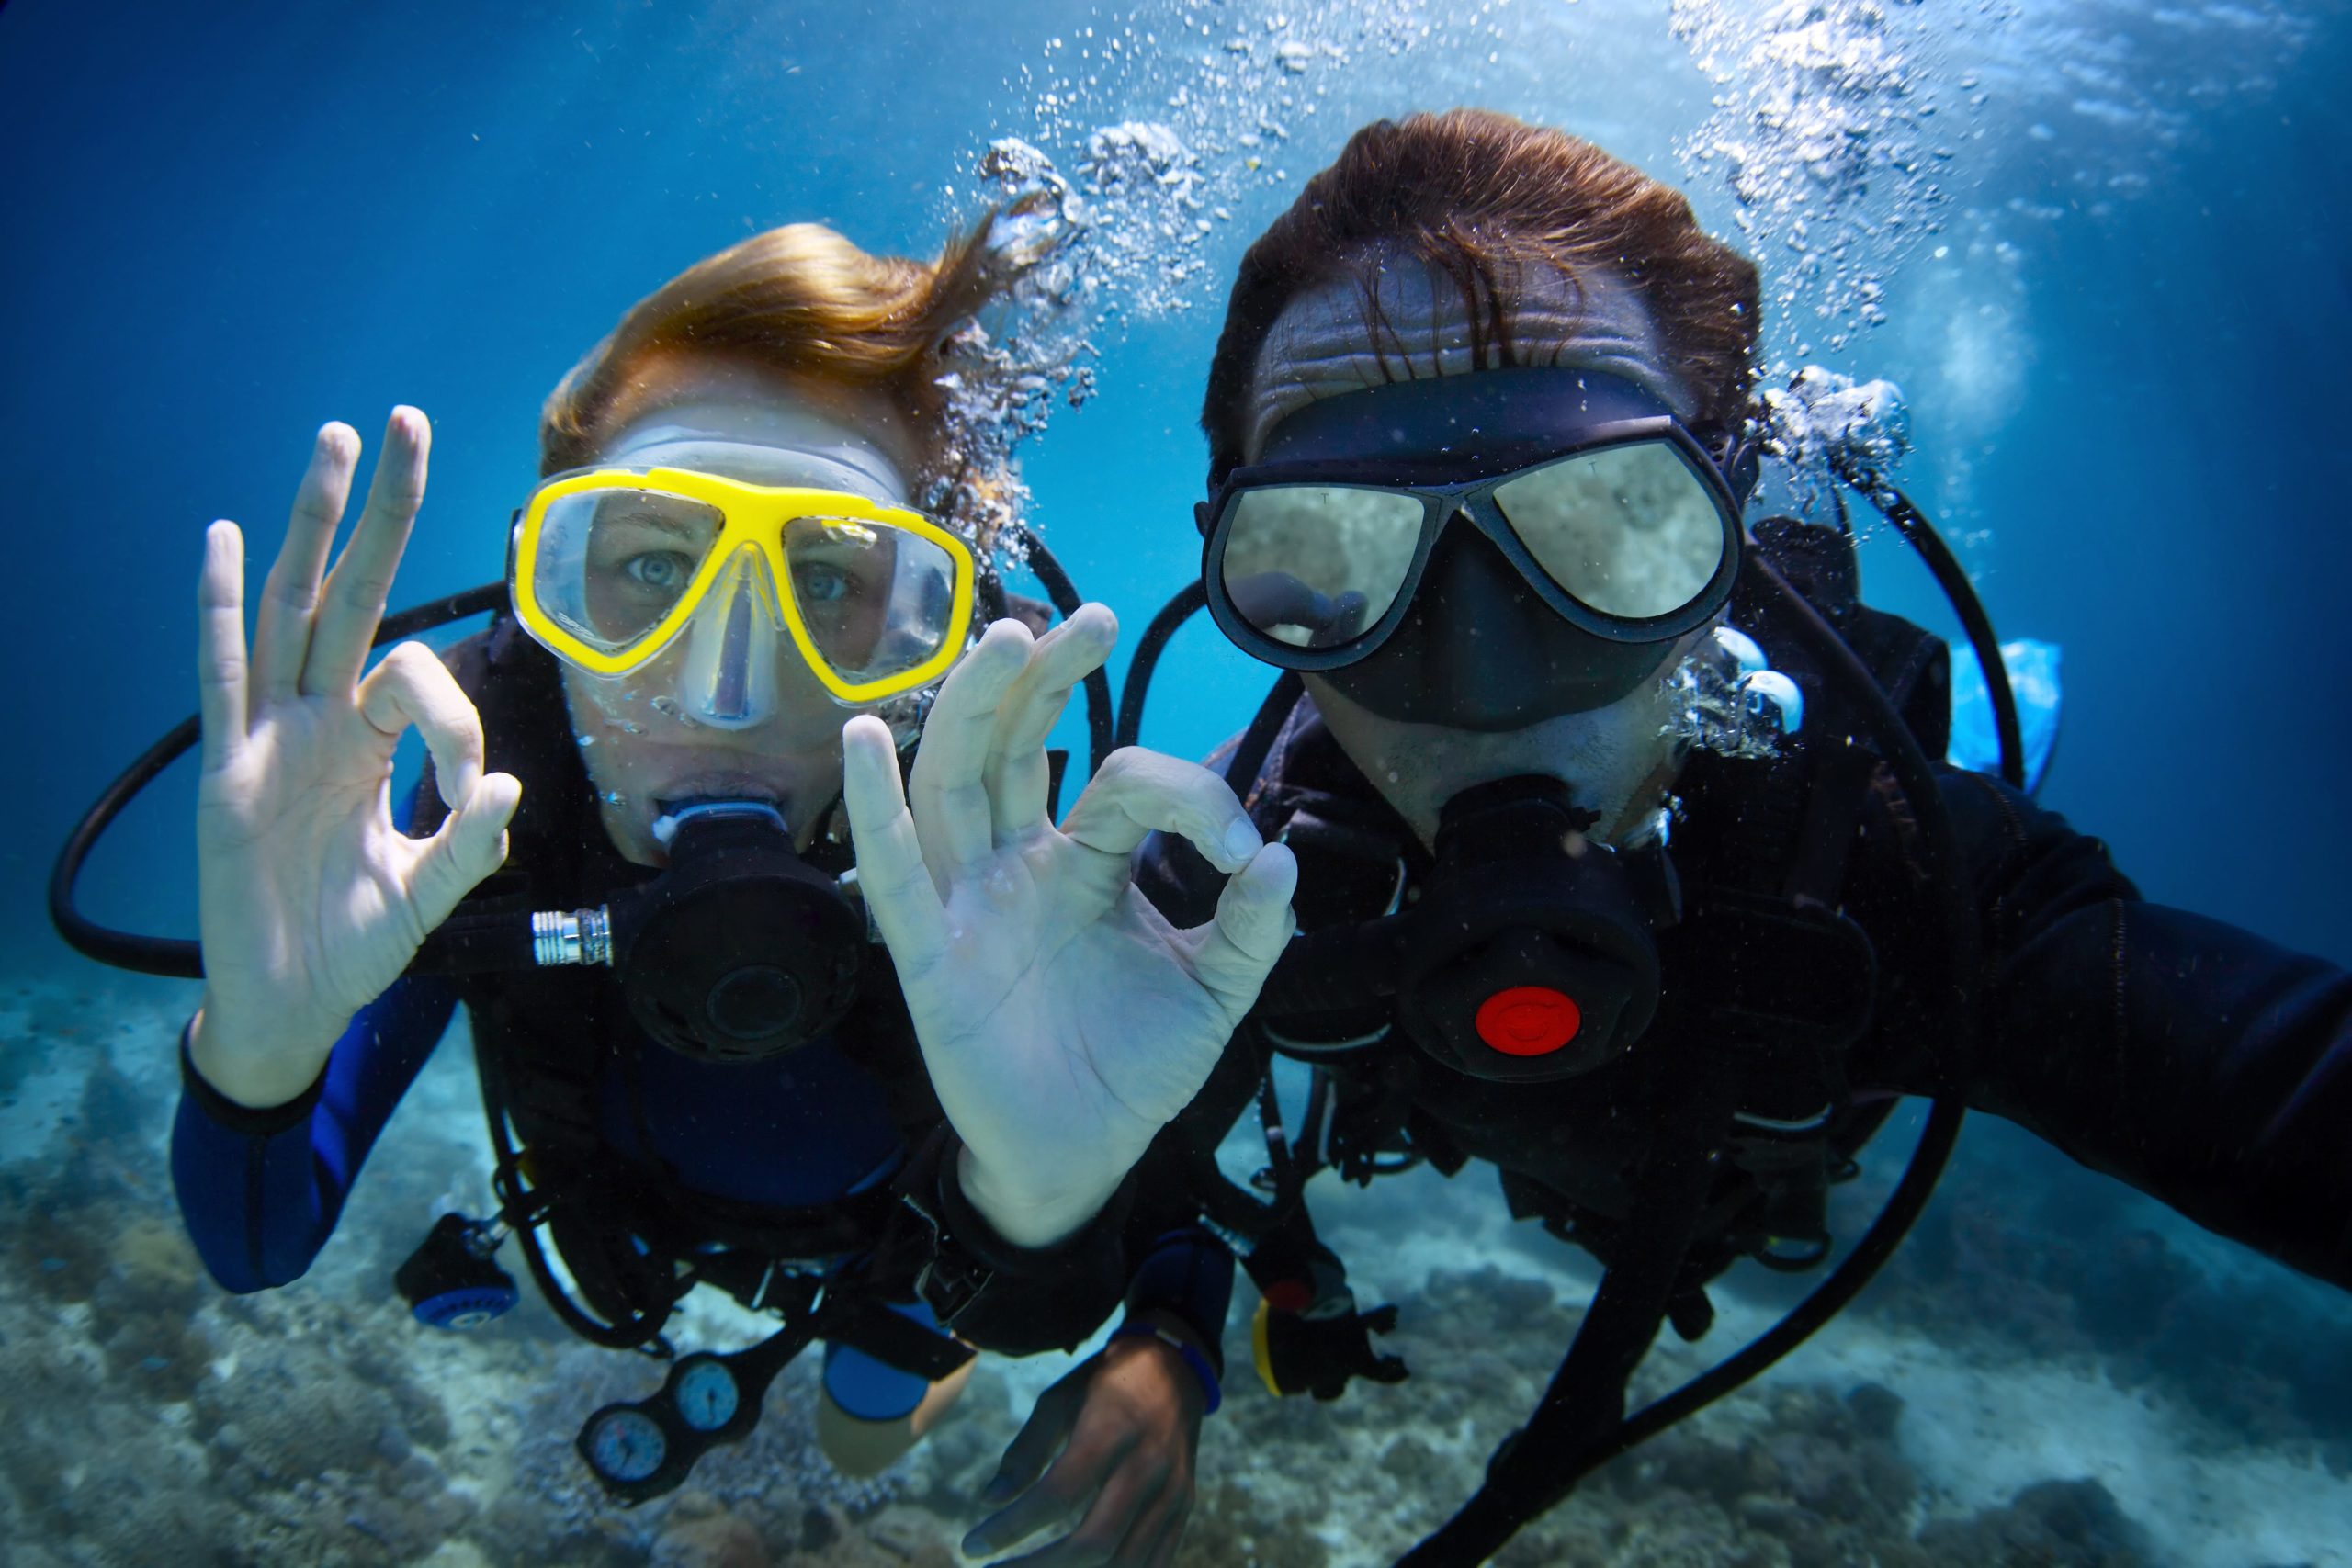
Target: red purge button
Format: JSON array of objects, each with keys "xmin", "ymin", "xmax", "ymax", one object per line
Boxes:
[{"xmin": 1475, "ymin": 987, "xmax": 1583, "ymax": 1056}]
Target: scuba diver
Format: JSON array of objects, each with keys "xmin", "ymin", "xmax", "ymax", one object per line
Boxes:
[
  {"xmin": 907, "ymin": 109, "xmax": 2352, "ymax": 1564},
  {"xmin": 95, "ymin": 213, "xmax": 1295, "ymax": 1549}
]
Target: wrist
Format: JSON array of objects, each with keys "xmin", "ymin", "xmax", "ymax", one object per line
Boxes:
[
  {"xmin": 188, "ymin": 1001, "xmax": 342, "ymax": 1110},
  {"xmin": 1128, "ymin": 1305, "xmax": 1215, "ymax": 1357},
  {"xmin": 1109, "ymin": 1318, "xmax": 1222, "ymax": 1416},
  {"xmin": 955, "ymin": 1144, "xmax": 1122, "ymax": 1249}
]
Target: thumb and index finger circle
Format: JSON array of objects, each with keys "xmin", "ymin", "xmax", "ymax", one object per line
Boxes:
[
  {"xmin": 406, "ymin": 771, "xmax": 522, "ymax": 933},
  {"xmin": 1058, "ymin": 748, "xmax": 1268, "ymax": 875},
  {"xmin": 357, "ymin": 641, "xmax": 486, "ymax": 807},
  {"xmin": 351, "ymin": 641, "xmax": 517, "ymax": 932},
  {"xmin": 1187, "ymin": 840, "xmax": 1299, "ymax": 1020}
]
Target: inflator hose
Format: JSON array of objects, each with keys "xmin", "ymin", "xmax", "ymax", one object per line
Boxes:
[
  {"xmin": 1005, "ymin": 525, "xmax": 1114, "ymax": 780},
  {"xmin": 1115, "ymin": 581, "xmax": 1208, "ymax": 752},
  {"xmin": 1833, "ymin": 461, "xmax": 2025, "ymax": 791},
  {"xmin": 48, "ymin": 581, "xmax": 510, "ymax": 978}
]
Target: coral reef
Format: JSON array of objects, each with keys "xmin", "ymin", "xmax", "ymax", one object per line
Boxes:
[
  {"xmin": 1915, "ymin": 1479, "xmax": 2150, "ymax": 1567},
  {"xmin": 1867, "ymin": 1119, "xmax": 2352, "ymax": 1471},
  {"xmin": 3, "ymin": 983, "xmax": 2348, "ymax": 1566}
]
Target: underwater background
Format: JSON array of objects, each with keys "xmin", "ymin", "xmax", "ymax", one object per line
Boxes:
[{"xmin": 4, "ymin": 1, "xmax": 2350, "ymax": 1563}]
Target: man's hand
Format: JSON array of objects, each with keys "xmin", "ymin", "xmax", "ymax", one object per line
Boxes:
[
  {"xmin": 841, "ymin": 609, "xmax": 1295, "ymax": 1246},
  {"xmin": 962, "ymin": 1320, "xmax": 1209, "ymax": 1566}
]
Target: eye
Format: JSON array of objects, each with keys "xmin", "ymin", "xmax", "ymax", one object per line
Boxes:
[
  {"xmin": 624, "ymin": 552, "xmax": 693, "ymax": 590},
  {"xmin": 797, "ymin": 563, "xmax": 852, "ymax": 604}
]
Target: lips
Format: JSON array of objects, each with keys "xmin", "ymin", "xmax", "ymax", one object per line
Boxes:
[
  {"xmin": 650, "ymin": 774, "xmax": 791, "ymax": 808},
  {"xmin": 616, "ymin": 739, "xmax": 818, "ymax": 807}
]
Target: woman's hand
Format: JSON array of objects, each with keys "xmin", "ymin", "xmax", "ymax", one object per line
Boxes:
[
  {"xmin": 840, "ymin": 610, "xmax": 1295, "ymax": 1246},
  {"xmin": 190, "ymin": 410, "xmax": 520, "ymax": 1107},
  {"xmin": 962, "ymin": 1322, "xmax": 1209, "ymax": 1566}
]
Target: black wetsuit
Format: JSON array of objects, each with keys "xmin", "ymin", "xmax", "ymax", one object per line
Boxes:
[{"xmin": 1128, "ymin": 679, "xmax": 2352, "ymax": 1299}]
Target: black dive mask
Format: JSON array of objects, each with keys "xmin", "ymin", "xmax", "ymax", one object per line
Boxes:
[
  {"xmin": 1200, "ymin": 368, "xmax": 1756, "ymax": 730},
  {"xmin": 1258, "ymin": 774, "xmax": 1678, "ymax": 1082}
]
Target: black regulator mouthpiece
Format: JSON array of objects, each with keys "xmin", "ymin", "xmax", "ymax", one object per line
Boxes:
[
  {"xmin": 598, "ymin": 801, "xmax": 866, "ymax": 1064},
  {"xmin": 1401, "ymin": 777, "xmax": 1675, "ymax": 1080},
  {"xmin": 1257, "ymin": 775, "xmax": 1678, "ymax": 1083}
]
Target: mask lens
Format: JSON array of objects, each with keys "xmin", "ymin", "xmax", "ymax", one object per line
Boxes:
[
  {"xmin": 782, "ymin": 515, "xmax": 959, "ymax": 684},
  {"xmin": 1219, "ymin": 486, "xmax": 1426, "ymax": 649},
  {"xmin": 534, "ymin": 487, "xmax": 726, "ymax": 653},
  {"xmin": 1492, "ymin": 443, "xmax": 1726, "ymax": 620}
]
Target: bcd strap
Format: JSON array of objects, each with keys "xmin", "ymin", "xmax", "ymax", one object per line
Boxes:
[{"xmin": 820, "ymin": 1295, "xmax": 977, "ymax": 1383}]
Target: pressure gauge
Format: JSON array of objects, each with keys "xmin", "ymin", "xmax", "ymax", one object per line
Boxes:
[
  {"xmin": 582, "ymin": 1408, "xmax": 667, "ymax": 1484},
  {"xmin": 673, "ymin": 1358, "xmax": 740, "ymax": 1432}
]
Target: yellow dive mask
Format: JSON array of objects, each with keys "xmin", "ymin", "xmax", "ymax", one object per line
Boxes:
[{"xmin": 509, "ymin": 466, "xmax": 976, "ymax": 708}]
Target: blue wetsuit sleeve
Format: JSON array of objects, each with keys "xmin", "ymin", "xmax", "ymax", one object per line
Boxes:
[
  {"xmin": 170, "ymin": 975, "xmax": 461, "ymax": 1293},
  {"xmin": 1123, "ymin": 1226, "xmax": 1237, "ymax": 1376},
  {"xmin": 822, "ymin": 1299, "xmax": 947, "ymax": 1421}
]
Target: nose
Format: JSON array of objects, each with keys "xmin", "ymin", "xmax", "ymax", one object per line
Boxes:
[
  {"xmin": 675, "ymin": 545, "xmax": 781, "ymax": 729},
  {"xmin": 1320, "ymin": 510, "xmax": 1675, "ymax": 729},
  {"xmin": 1411, "ymin": 515, "xmax": 1668, "ymax": 716}
]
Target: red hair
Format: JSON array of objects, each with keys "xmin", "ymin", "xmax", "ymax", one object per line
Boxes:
[{"xmin": 539, "ymin": 220, "xmax": 1005, "ymax": 480}]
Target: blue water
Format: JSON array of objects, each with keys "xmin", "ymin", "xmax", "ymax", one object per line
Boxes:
[
  {"xmin": 7, "ymin": 0, "xmax": 2349, "ymax": 965},
  {"xmin": 5, "ymin": 1, "xmax": 2349, "ymax": 1561}
]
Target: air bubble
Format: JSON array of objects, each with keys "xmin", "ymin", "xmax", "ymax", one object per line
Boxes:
[{"xmin": 1669, "ymin": 0, "xmax": 1987, "ymax": 365}]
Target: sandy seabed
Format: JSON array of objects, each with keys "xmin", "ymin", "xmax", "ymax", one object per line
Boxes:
[{"xmin": 4, "ymin": 974, "xmax": 2346, "ymax": 1568}]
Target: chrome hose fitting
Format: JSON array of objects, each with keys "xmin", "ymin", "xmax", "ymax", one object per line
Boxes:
[{"xmin": 531, "ymin": 907, "xmax": 614, "ymax": 968}]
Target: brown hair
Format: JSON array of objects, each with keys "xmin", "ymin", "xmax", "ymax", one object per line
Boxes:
[
  {"xmin": 539, "ymin": 220, "xmax": 1007, "ymax": 483},
  {"xmin": 1202, "ymin": 108, "xmax": 1760, "ymax": 479}
]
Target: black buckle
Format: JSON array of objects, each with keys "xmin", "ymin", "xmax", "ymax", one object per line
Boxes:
[{"xmin": 893, "ymin": 1128, "xmax": 998, "ymax": 1325}]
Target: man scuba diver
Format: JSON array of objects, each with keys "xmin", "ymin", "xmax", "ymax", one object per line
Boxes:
[
  {"xmin": 919, "ymin": 109, "xmax": 2352, "ymax": 1563},
  {"xmin": 117, "ymin": 213, "xmax": 1296, "ymax": 1551}
]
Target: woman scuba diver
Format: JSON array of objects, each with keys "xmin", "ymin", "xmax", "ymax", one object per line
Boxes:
[{"xmin": 163, "ymin": 212, "xmax": 1296, "ymax": 1558}]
